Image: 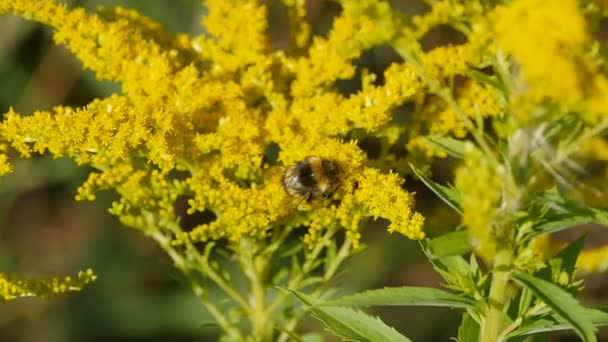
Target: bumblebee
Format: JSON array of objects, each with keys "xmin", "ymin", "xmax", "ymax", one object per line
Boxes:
[{"xmin": 282, "ymin": 156, "xmax": 343, "ymax": 201}]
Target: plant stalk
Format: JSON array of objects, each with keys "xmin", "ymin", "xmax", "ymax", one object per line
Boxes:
[
  {"xmin": 240, "ymin": 237, "xmax": 273, "ymax": 341},
  {"xmin": 480, "ymin": 247, "xmax": 513, "ymax": 342}
]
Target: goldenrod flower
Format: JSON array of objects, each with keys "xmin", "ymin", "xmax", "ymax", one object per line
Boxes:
[
  {"xmin": 0, "ymin": 0, "xmax": 425, "ymax": 253},
  {"xmin": 493, "ymin": 0, "xmax": 608, "ymax": 122},
  {"xmin": 455, "ymin": 143, "xmax": 503, "ymax": 262},
  {"xmin": 577, "ymin": 245, "xmax": 608, "ymax": 274},
  {"xmin": 0, "ymin": 269, "xmax": 96, "ymax": 301}
]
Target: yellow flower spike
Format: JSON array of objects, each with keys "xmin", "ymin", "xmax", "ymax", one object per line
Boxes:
[
  {"xmin": 282, "ymin": 0, "xmax": 311, "ymax": 49},
  {"xmin": 494, "ymin": 0, "xmax": 588, "ymax": 108},
  {"xmin": 1, "ymin": 96, "xmax": 157, "ymax": 167},
  {"xmin": 576, "ymin": 245, "xmax": 608, "ymax": 275},
  {"xmin": 422, "ymin": 45, "xmax": 472, "ymax": 81},
  {"xmin": 412, "ymin": 1, "xmax": 464, "ymax": 39},
  {"xmin": 1, "ymin": 0, "xmax": 426, "ymax": 263},
  {"xmin": 340, "ymin": 168, "xmax": 425, "ymax": 241},
  {"xmin": 97, "ymin": 6, "xmax": 194, "ymax": 59},
  {"xmin": 290, "ymin": 0, "xmax": 400, "ymax": 97},
  {"xmin": 0, "ymin": 269, "xmax": 97, "ymax": 301},
  {"xmin": 201, "ymin": 0, "xmax": 269, "ymax": 72},
  {"xmin": 303, "ymin": 208, "xmax": 337, "ymax": 250},
  {"xmin": 1, "ymin": 0, "xmax": 178, "ymax": 103},
  {"xmin": 455, "ymin": 143, "xmax": 503, "ymax": 263},
  {"xmin": 187, "ymin": 169, "xmax": 289, "ymax": 243},
  {"xmin": 0, "ymin": 154, "xmax": 12, "ymax": 175}
]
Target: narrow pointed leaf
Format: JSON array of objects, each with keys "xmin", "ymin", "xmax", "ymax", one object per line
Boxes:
[
  {"xmin": 423, "ymin": 135, "xmax": 466, "ymax": 159},
  {"xmin": 464, "ymin": 69, "xmax": 505, "ymax": 93},
  {"xmin": 427, "ymin": 230, "xmax": 472, "ymax": 258},
  {"xmin": 291, "ymin": 290, "xmax": 411, "ymax": 342},
  {"xmin": 410, "ymin": 163, "xmax": 462, "ymax": 213},
  {"xmin": 458, "ymin": 313, "xmax": 480, "ymax": 342},
  {"xmin": 327, "ymin": 286, "xmax": 475, "ymax": 309},
  {"xmin": 530, "ymin": 216, "xmax": 597, "ymax": 238},
  {"xmin": 555, "ymin": 235, "xmax": 586, "ymax": 275},
  {"xmin": 507, "ymin": 308, "xmax": 608, "ymax": 338},
  {"xmin": 513, "ymin": 272, "xmax": 597, "ymax": 342}
]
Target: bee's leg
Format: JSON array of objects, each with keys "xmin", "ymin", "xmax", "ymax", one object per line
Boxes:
[
  {"xmin": 294, "ymin": 195, "xmax": 307, "ymax": 210},
  {"xmin": 305, "ymin": 191, "xmax": 315, "ymax": 203}
]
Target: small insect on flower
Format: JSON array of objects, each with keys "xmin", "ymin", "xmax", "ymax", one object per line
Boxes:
[{"xmin": 282, "ymin": 156, "xmax": 343, "ymax": 202}]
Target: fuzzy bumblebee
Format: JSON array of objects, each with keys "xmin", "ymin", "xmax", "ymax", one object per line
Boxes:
[{"xmin": 282, "ymin": 156, "xmax": 343, "ymax": 201}]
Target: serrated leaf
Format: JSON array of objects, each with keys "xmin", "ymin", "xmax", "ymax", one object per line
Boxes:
[
  {"xmin": 513, "ymin": 272, "xmax": 597, "ymax": 342},
  {"xmin": 290, "ymin": 290, "xmax": 411, "ymax": 342},
  {"xmin": 507, "ymin": 308, "xmax": 608, "ymax": 338},
  {"xmin": 410, "ymin": 163, "xmax": 462, "ymax": 214},
  {"xmin": 327, "ymin": 287, "xmax": 475, "ymax": 309},
  {"xmin": 527, "ymin": 190, "xmax": 608, "ymax": 240},
  {"xmin": 423, "ymin": 135, "xmax": 466, "ymax": 159},
  {"xmin": 426, "ymin": 230, "xmax": 472, "ymax": 258},
  {"xmin": 530, "ymin": 216, "xmax": 597, "ymax": 239}
]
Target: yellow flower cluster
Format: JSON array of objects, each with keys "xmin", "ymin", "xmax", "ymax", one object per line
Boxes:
[
  {"xmin": 408, "ymin": 80, "xmax": 503, "ymax": 158},
  {"xmin": 494, "ymin": 0, "xmax": 608, "ymax": 122},
  {"xmin": 0, "ymin": 0, "xmax": 426, "ymax": 252},
  {"xmin": 455, "ymin": 144, "xmax": 504, "ymax": 262},
  {"xmin": 410, "ymin": 0, "xmax": 483, "ymax": 40},
  {"xmin": 0, "ymin": 269, "xmax": 96, "ymax": 301},
  {"xmin": 576, "ymin": 245, "xmax": 608, "ymax": 274}
]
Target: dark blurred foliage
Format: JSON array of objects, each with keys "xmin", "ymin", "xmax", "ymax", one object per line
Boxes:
[{"xmin": 0, "ymin": 1, "xmax": 604, "ymax": 341}]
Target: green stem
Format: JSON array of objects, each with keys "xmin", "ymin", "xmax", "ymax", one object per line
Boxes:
[
  {"xmin": 480, "ymin": 247, "xmax": 513, "ymax": 342},
  {"xmin": 276, "ymin": 238, "xmax": 353, "ymax": 342},
  {"xmin": 149, "ymin": 230, "xmax": 243, "ymax": 340},
  {"xmin": 267, "ymin": 228, "xmax": 337, "ymax": 316},
  {"xmin": 240, "ymin": 237, "xmax": 273, "ymax": 341}
]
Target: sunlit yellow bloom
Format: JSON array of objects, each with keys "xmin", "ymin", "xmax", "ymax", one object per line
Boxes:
[
  {"xmin": 493, "ymin": 0, "xmax": 608, "ymax": 121},
  {"xmin": 0, "ymin": 0, "xmax": 425, "ymax": 255},
  {"xmin": 283, "ymin": 0, "xmax": 311, "ymax": 49},
  {"xmin": 408, "ymin": 81, "xmax": 502, "ymax": 158},
  {"xmin": 455, "ymin": 144, "xmax": 503, "ymax": 262},
  {"xmin": 576, "ymin": 245, "xmax": 608, "ymax": 274},
  {"xmin": 422, "ymin": 45, "xmax": 472, "ymax": 82},
  {"xmin": 0, "ymin": 269, "xmax": 96, "ymax": 301}
]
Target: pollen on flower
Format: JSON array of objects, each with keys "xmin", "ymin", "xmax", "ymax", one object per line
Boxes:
[
  {"xmin": 338, "ymin": 168, "xmax": 425, "ymax": 242},
  {"xmin": 0, "ymin": 0, "xmax": 426, "ymax": 260}
]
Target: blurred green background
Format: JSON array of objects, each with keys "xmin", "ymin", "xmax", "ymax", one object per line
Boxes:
[{"xmin": 0, "ymin": 1, "xmax": 605, "ymax": 341}]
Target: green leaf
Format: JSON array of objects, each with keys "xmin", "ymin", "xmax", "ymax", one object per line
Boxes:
[
  {"xmin": 513, "ymin": 272, "xmax": 597, "ymax": 342},
  {"xmin": 429, "ymin": 255, "xmax": 475, "ymax": 293},
  {"xmin": 554, "ymin": 235, "xmax": 586, "ymax": 276},
  {"xmin": 530, "ymin": 215, "xmax": 597, "ymax": 239},
  {"xmin": 426, "ymin": 230, "xmax": 472, "ymax": 258},
  {"xmin": 458, "ymin": 312, "xmax": 480, "ymax": 342},
  {"xmin": 327, "ymin": 286, "xmax": 475, "ymax": 309},
  {"xmin": 507, "ymin": 308, "xmax": 608, "ymax": 338},
  {"xmin": 410, "ymin": 163, "xmax": 462, "ymax": 214},
  {"xmin": 527, "ymin": 189, "xmax": 608, "ymax": 240},
  {"xmin": 302, "ymin": 333, "xmax": 325, "ymax": 342},
  {"xmin": 423, "ymin": 135, "xmax": 466, "ymax": 159},
  {"xmin": 464, "ymin": 69, "xmax": 505, "ymax": 93},
  {"xmin": 290, "ymin": 290, "xmax": 412, "ymax": 342}
]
